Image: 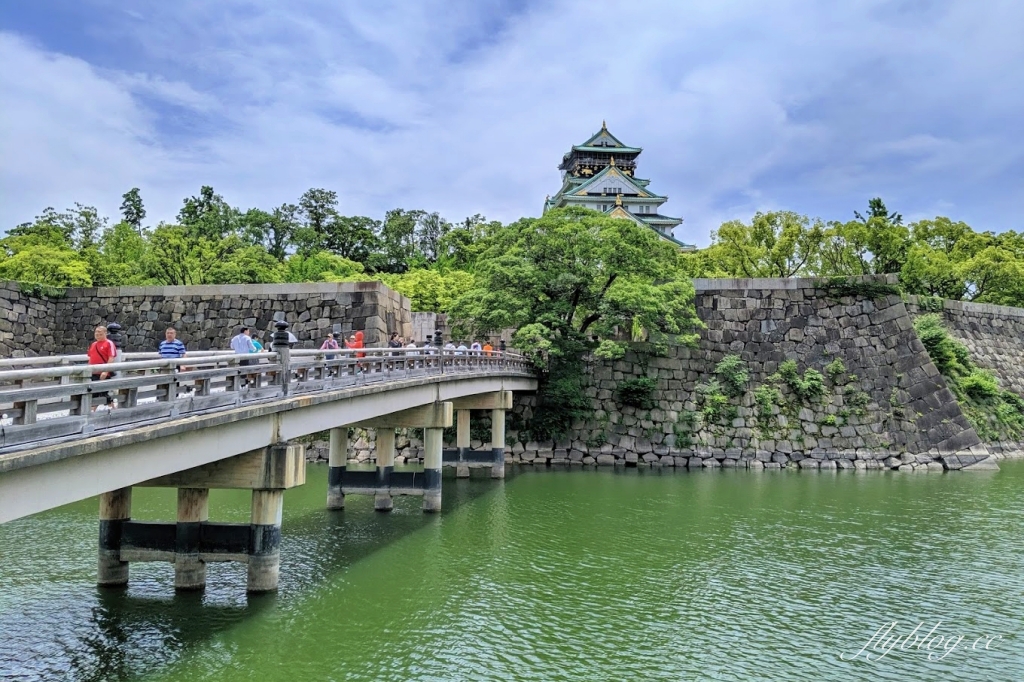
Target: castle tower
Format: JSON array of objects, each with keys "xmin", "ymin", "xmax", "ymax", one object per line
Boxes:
[{"xmin": 544, "ymin": 122, "xmax": 694, "ymax": 249}]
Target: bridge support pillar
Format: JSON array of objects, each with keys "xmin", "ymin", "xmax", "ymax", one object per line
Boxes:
[
  {"xmin": 456, "ymin": 409, "xmax": 471, "ymax": 478},
  {"xmin": 374, "ymin": 429, "xmax": 395, "ymax": 512},
  {"xmin": 174, "ymin": 487, "xmax": 209, "ymax": 590},
  {"xmin": 98, "ymin": 487, "xmax": 132, "ymax": 587},
  {"xmin": 327, "ymin": 427, "xmax": 347, "ymax": 510},
  {"xmin": 491, "ymin": 408, "xmax": 506, "ymax": 479},
  {"xmin": 247, "ymin": 489, "xmax": 283, "ymax": 593},
  {"xmin": 423, "ymin": 427, "xmax": 443, "ymax": 513}
]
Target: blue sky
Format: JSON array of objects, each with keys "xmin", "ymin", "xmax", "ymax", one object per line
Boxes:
[{"xmin": 1, "ymin": 0, "xmax": 1021, "ymax": 246}]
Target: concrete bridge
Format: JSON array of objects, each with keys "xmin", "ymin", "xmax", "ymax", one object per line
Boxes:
[{"xmin": 0, "ymin": 326, "xmax": 536, "ymax": 592}]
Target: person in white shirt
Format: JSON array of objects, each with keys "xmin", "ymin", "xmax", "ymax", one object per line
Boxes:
[
  {"xmin": 231, "ymin": 327, "xmax": 258, "ymax": 366},
  {"xmin": 470, "ymin": 340, "xmax": 482, "ymax": 355}
]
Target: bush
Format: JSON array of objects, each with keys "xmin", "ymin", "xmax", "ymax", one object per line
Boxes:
[
  {"xmin": 714, "ymin": 354, "xmax": 749, "ymax": 398},
  {"xmin": 825, "ymin": 358, "xmax": 847, "ymax": 382},
  {"xmin": 960, "ymin": 370, "xmax": 1000, "ymax": 400},
  {"xmin": 698, "ymin": 379, "xmax": 731, "ymax": 423},
  {"xmin": 753, "ymin": 384, "xmax": 781, "ymax": 427},
  {"xmin": 913, "ymin": 314, "xmax": 972, "ymax": 376},
  {"xmin": 617, "ymin": 376, "xmax": 657, "ymax": 409},
  {"xmin": 774, "ymin": 360, "xmax": 826, "ymax": 402}
]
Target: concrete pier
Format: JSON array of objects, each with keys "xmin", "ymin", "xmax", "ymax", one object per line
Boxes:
[
  {"xmin": 97, "ymin": 488, "xmax": 132, "ymax": 587},
  {"xmin": 491, "ymin": 408, "xmax": 506, "ymax": 479},
  {"xmin": 423, "ymin": 427, "xmax": 443, "ymax": 513},
  {"xmin": 374, "ymin": 429, "xmax": 395, "ymax": 512},
  {"xmin": 327, "ymin": 427, "xmax": 347, "ymax": 510},
  {"xmin": 247, "ymin": 489, "xmax": 283, "ymax": 593},
  {"xmin": 456, "ymin": 409, "xmax": 471, "ymax": 478},
  {"xmin": 174, "ymin": 487, "xmax": 209, "ymax": 590}
]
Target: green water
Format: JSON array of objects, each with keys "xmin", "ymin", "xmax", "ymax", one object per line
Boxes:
[{"xmin": 1, "ymin": 462, "xmax": 1023, "ymax": 681}]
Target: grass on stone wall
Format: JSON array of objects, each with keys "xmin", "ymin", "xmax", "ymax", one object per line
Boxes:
[
  {"xmin": 914, "ymin": 313, "xmax": 1024, "ymax": 441},
  {"xmin": 616, "ymin": 376, "xmax": 657, "ymax": 410}
]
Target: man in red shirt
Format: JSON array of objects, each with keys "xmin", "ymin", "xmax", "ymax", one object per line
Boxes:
[{"xmin": 88, "ymin": 325, "xmax": 118, "ymax": 410}]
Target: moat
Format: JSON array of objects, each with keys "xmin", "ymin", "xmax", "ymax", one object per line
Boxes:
[{"xmin": 2, "ymin": 462, "xmax": 1021, "ymax": 681}]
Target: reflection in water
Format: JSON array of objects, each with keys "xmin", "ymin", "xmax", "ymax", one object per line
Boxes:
[
  {"xmin": 2, "ymin": 463, "xmax": 1024, "ymax": 681},
  {"xmin": 0, "ymin": 469, "xmax": 500, "ymax": 682}
]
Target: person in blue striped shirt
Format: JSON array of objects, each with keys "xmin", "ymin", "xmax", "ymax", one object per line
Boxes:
[{"xmin": 159, "ymin": 327, "xmax": 187, "ymax": 359}]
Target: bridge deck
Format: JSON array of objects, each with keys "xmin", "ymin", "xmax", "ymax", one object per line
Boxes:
[{"xmin": 0, "ymin": 347, "xmax": 536, "ymax": 523}]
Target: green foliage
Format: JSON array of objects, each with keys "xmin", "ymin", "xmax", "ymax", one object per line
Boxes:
[
  {"xmin": 714, "ymin": 355, "xmax": 749, "ymax": 398},
  {"xmin": 17, "ymin": 281, "xmax": 67, "ymax": 298},
  {"xmin": 445, "ymin": 207, "xmax": 699, "ymax": 438},
  {"xmin": 847, "ymin": 390, "xmax": 871, "ymax": 415},
  {"xmin": 703, "ymin": 211, "xmax": 826, "ymax": 278},
  {"xmin": 916, "ymin": 295, "xmax": 945, "ymax": 312},
  {"xmin": 753, "ymin": 384, "xmax": 781, "ymax": 427},
  {"xmin": 914, "ymin": 314, "xmax": 971, "ymax": 375},
  {"xmin": 0, "ymin": 246, "xmax": 93, "ymax": 287},
  {"xmin": 617, "ymin": 377, "xmax": 657, "ymax": 409},
  {"xmin": 283, "ymin": 251, "xmax": 363, "ymax": 283},
  {"xmin": 821, "ymin": 415, "xmax": 837, "ymax": 427},
  {"xmin": 593, "ymin": 339, "xmax": 626, "ymax": 360},
  {"xmin": 960, "ymin": 370, "xmax": 1000, "ymax": 400},
  {"xmin": 697, "ymin": 379, "xmax": 733, "ymax": 424},
  {"xmin": 820, "ymin": 276, "xmax": 900, "ymax": 300},
  {"xmin": 685, "ymin": 198, "xmax": 1024, "ymax": 309},
  {"xmin": 824, "ymin": 358, "xmax": 847, "ymax": 382},
  {"xmin": 774, "ymin": 360, "xmax": 826, "ymax": 402},
  {"xmin": 120, "ymin": 188, "xmax": 146, "ymax": 232},
  {"xmin": 377, "ymin": 269, "xmax": 474, "ymax": 313},
  {"xmin": 913, "ymin": 313, "xmax": 1024, "ymax": 441}
]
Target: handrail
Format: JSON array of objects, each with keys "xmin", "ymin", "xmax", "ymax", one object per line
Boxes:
[
  {"xmin": 0, "ymin": 350, "xmax": 237, "ymax": 369},
  {"xmin": 0, "ymin": 346, "xmax": 533, "ymax": 452}
]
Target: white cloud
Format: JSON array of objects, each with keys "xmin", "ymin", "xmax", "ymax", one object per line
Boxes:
[{"xmin": 1, "ymin": 0, "xmax": 1022, "ymax": 246}]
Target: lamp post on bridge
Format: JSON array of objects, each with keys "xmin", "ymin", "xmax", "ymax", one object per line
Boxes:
[
  {"xmin": 272, "ymin": 319, "xmax": 293, "ymax": 396},
  {"xmin": 107, "ymin": 322, "xmax": 123, "ymax": 359}
]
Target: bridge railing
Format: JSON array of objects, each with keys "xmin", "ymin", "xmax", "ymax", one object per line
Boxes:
[{"xmin": 0, "ymin": 347, "xmax": 532, "ymax": 451}]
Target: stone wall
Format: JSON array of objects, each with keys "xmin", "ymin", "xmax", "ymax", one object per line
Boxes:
[
  {"xmin": 0, "ymin": 282, "xmax": 63, "ymax": 357},
  {"xmin": 0, "ymin": 281, "xmax": 413, "ymax": 355},
  {"xmin": 905, "ymin": 295, "xmax": 1024, "ymax": 458},
  {"xmin": 906, "ymin": 296, "xmax": 1024, "ymax": 396},
  {"xmin": 505, "ymin": 277, "xmax": 996, "ymax": 471}
]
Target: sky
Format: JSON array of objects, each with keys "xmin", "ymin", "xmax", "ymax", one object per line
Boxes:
[{"xmin": 1, "ymin": 0, "xmax": 1022, "ymax": 247}]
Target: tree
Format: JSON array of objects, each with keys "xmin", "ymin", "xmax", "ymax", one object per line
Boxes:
[
  {"xmin": 322, "ymin": 215, "xmax": 381, "ymax": 264},
  {"xmin": 120, "ymin": 188, "xmax": 146, "ymax": 234},
  {"xmin": 375, "ymin": 208, "xmax": 425, "ymax": 273},
  {"xmin": 240, "ymin": 205, "xmax": 297, "ymax": 261},
  {"xmin": 178, "ymin": 186, "xmax": 238, "ymax": 241},
  {"xmin": 854, "ymin": 197, "xmax": 902, "ymax": 225},
  {"xmin": 97, "ymin": 220, "xmax": 150, "ymax": 286},
  {"xmin": 449, "ymin": 207, "xmax": 700, "ymax": 438},
  {"xmin": 0, "ymin": 245, "xmax": 92, "ymax": 287},
  {"xmin": 283, "ymin": 251, "xmax": 364, "ymax": 282},
  {"xmin": 416, "ymin": 212, "xmax": 451, "ymax": 263},
  {"xmin": 434, "ymin": 214, "xmax": 497, "ymax": 270},
  {"xmin": 706, "ymin": 211, "xmax": 826, "ymax": 278},
  {"xmin": 295, "ymin": 188, "xmax": 339, "ymax": 252},
  {"xmin": 378, "ymin": 269, "xmax": 475, "ymax": 312}
]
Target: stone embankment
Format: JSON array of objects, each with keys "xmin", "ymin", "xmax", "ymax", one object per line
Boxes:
[{"xmin": 502, "ymin": 277, "xmax": 1005, "ymax": 472}]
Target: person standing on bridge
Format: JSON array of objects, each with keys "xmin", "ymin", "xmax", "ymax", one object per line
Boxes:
[
  {"xmin": 231, "ymin": 327, "xmax": 258, "ymax": 366},
  {"xmin": 320, "ymin": 332, "xmax": 339, "ymax": 358},
  {"xmin": 159, "ymin": 328, "xmax": 187, "ymax": 361},
  {"xmin": 87, "ymin": 325, "xmax": 118, "ymax": 411}
]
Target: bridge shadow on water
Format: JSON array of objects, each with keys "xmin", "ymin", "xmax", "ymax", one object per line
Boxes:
[{"xmin": 5, "ymin": 466, "xmax": 504, "ymax": 682}]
